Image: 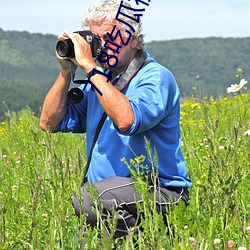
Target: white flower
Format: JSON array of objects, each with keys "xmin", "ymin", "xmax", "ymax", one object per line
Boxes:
[
  {"xmin": 238, "ymin": 247, "xmax": 246, "ymax": 250},
  {"xmin": 227, "ymin": 79, "xmax": 248, "ymax": 93},
  {"xmin": 214, "ymin": 238, "xmax": 221, "ymax": 244},
  {"xmin": 189, "ymin": 237, "xmax": 196, "ymax": 245},
  {"xmin": 12, "ymin": 185, "xmax": 18, "ymax": 192},
  {"xmin": 20, "ymin": 207, "xmax": 25, "ymax": 214},
  {"xmin": 244, "ymin": 130, "xmax": 250, "ymax": 136},
  {"xmin": 246, "ymin": 226, "xmax": 250, "ymax": 235}
]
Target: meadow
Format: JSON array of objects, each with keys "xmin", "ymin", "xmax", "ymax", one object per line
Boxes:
[{"xmin": 0, "ymin": 90, "xmax": 249, "ymax": 249}]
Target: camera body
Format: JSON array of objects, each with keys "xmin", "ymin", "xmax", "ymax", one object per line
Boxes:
[{"xmin": 56, "ymin": 30, "xmax": 102, "ymax": 58}]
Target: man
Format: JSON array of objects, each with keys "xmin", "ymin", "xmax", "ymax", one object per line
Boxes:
[{"xmin": 40, "ymin": 0, "xmax": 192, "ymax": 242}]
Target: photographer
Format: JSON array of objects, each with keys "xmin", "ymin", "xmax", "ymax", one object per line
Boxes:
[{"xmin": 40, "ymin": 0, "xmax": 192, "ymax": 243}]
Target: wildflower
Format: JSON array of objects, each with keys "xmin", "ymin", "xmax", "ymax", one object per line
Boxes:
[
  {"xmin": 196, "ymin": 180, "xmax": 202, "ymax": 185},
  {"xmin": 42, "ymin": 213, "xmax": 48, "ymax": 221},
  {"xmin": 244, "ymin": 130, "xmax": 250, "ymax": 136},
  {"xmin": 130, "ymin": 159, "xmax": 135, "ymax": 165},
  {"xmin": 237, "ymin": 67, "xmax": 243, "ymax": 73},
  {"xmin": 121, "ymin": 157, "xmax": 126, "ymax": 163},
  {"xmin": 238, "ymin": 247, "xmax": 246, "ymax": 250},
  {"xmin": 214, "ymin": 238, "xmax": 221, "ymax": 244},
  {"xmin": 135, "ymin": 157, "xmax": 141, "ymax": 164},
  {"xmin": 219, "ymin": 145, "xmax": 224, "ymax": 150},
  {"xmin": 228, "ymin": 240, "xmax": 235, "ymax": 248},
  {"xmin": 191, "ymin": 103, "xmax": 201, "ymax": 109},
  {"xmin": 227, "ymin": 79, "xmax": 248, "ymax": 93},
  {"xmin": 246, "ymin": 226, "xmax": 250, "ymax": 235},
  {"xmin": 20, "ymin": 207, "xmax": 25, "ymax": 214},
  {"xmin": 189, "ymin": 237, "xmax": 196, "ymax": 246}
]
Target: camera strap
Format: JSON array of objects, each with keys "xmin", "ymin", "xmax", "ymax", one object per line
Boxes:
[{"xmin": 81, "ymin": 50, "xmax": 150, "ymax": 186}]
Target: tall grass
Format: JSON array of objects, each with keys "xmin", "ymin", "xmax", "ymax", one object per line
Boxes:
[{"xmin": 0, "ymin": 93, "xmax": 249, "ymax": 249}]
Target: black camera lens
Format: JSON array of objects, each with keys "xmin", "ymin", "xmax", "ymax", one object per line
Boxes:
[
  {"xmin": 56, "ymin": 30, "xmax": 102, "ymax": 58},
  {"xmin": 56, "ymin": 39, "xmax": 75, "ymax": 58},
  {"xmin": 68, "ymin": 88, "xmax": 84, "ymax": 103}
]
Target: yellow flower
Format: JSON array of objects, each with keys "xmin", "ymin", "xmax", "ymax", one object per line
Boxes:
[
  {"xmin": 237, "ymin": 67, "xmax": 243, "ymax": 73},
  {"xmin": 130, "ymin": 159, "xmax": 135, "ymax": 165},
  {"xmin": 135, "ymin": 157, "xmax": 141, "ymax": 164},
  {"xmin": 191, "ymin": 103, "xmax": 201, "ymax": 109}
]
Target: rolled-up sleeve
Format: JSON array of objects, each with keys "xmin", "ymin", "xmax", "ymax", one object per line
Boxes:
[
  {"xmin": 118, "ymin": 65, "xmax": 179, "ymax": 136},
  {"xmin": 57, "ymin": 89, "xmax": 88, "ymax": 133}
]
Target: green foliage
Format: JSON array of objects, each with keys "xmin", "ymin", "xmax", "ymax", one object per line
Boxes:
[
  {"xmin": 0, "ymin": 29, "xmax": 61, "ymax": 121},
  {"xmin": 0, "ymin": 93, "xmax": 249, "ymax": 249},
  {"xmin": 180, "ymin": 94, "xmax": 250, "ymax": 249},
  {"xmin": 0, "ymin": 28, "xmax": 60, "ymax": 89},
  {"xmin": 0, "ymin": 109, "xmax": 85, "ymax": 249},
  {"xmin": 0, "ymin": 79, "xmax": 46, "ymax": 121},
  {"xmin": 146, "ymin": 37, "xmax": 250, "ymax": 98}
]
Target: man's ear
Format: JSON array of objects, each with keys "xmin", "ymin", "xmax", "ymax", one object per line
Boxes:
[{"xmin": 131, "ymin": 36, "xmax": 138, "ymax": 49}]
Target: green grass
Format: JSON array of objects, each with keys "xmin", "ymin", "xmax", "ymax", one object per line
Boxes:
[{"xmin": 0, "ymin": 93, "xmax": 249, "ymax": 249}]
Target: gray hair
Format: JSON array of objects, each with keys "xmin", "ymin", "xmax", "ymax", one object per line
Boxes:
[{"xmin": 82, "ymin": 0, "xmax": 145, "ymax": 49}]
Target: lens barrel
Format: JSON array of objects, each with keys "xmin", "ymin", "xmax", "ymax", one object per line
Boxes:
[
  {"xmin": 56, "ymin": 39, "xmax": 75, "ymax": 58},
  {"xmin": 56, "ymin": 31, "xmax": 101, "ymax": 58},
  {"xmin": 68, "ymin": 88, "xmax": 84, "ymax": 103}
]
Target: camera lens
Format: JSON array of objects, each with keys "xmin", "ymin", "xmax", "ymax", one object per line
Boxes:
[
  {"xmin": 56, "ymin": 39, "xmax": 74, "ymax": 58},
  {"xmin": 68, "ymin": 88, "xmax": 84, "ymax": 103}
]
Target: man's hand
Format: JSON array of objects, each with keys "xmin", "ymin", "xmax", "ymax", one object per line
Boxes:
[
  {"xmin": 56, "ymin": 33, "xmax": 78, "ymax": 72},
  {"xmin": 62, "ymin": 31, "xmax": 96, "ymax": 73}
]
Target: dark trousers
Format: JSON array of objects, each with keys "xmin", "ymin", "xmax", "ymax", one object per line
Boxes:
[{"xmin": 72, "ymin": 176, "xmax": 189, "ymax": 238}]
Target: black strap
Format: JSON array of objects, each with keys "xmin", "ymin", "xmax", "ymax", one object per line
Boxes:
[
  {"xmin": 81, "ymin": 112, "xmax": 107, "ymax": 185},
  {"xmin": 115, "ymin": 49, "xmax": 147, "ymax": 91},
  {"xmin": 81, "ymin": 50, "xmax": 150, "ymax": 186}
]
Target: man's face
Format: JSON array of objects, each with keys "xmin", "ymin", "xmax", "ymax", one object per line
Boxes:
[{"xmin": 89, "ymin": 19, "xmax": 137, "ymax": 73}]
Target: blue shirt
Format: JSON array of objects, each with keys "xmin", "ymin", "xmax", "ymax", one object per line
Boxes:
[{"xmin": 57, "ymin": 52, "xmax": 192, "ymax": 188}]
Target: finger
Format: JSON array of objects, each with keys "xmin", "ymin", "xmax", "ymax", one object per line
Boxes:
[
  {"xmin": 64, "ymin": 30, "xmax": 76, "ymax": 40},
  {"xmin": 57, "ymin": 31, "xmax": 70, "ymax": 41},
  {"xmin": 55, "ymin": 51, "xmax": 64, "ymax": 59},
  {"xmin": 65, "ymin": 31, "xmax": 86, "ymax": 43},
  {"xmin": 55, "ymin": 50, "xmax": 79, "ymax": 66},
  {"xmin": 58, "ymin": 35, "xmax": 66, "ymax": 41}
]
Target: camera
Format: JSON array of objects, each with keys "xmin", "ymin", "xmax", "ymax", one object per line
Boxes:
[{"xmin": 56, "ymin": 30, "xmax": 102, "ymax": 58}]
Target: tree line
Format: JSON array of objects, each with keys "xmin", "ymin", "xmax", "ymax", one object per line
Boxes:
[{"xmin": 0, "ymin": 28, "xmax": 249, "ymax": 120}]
